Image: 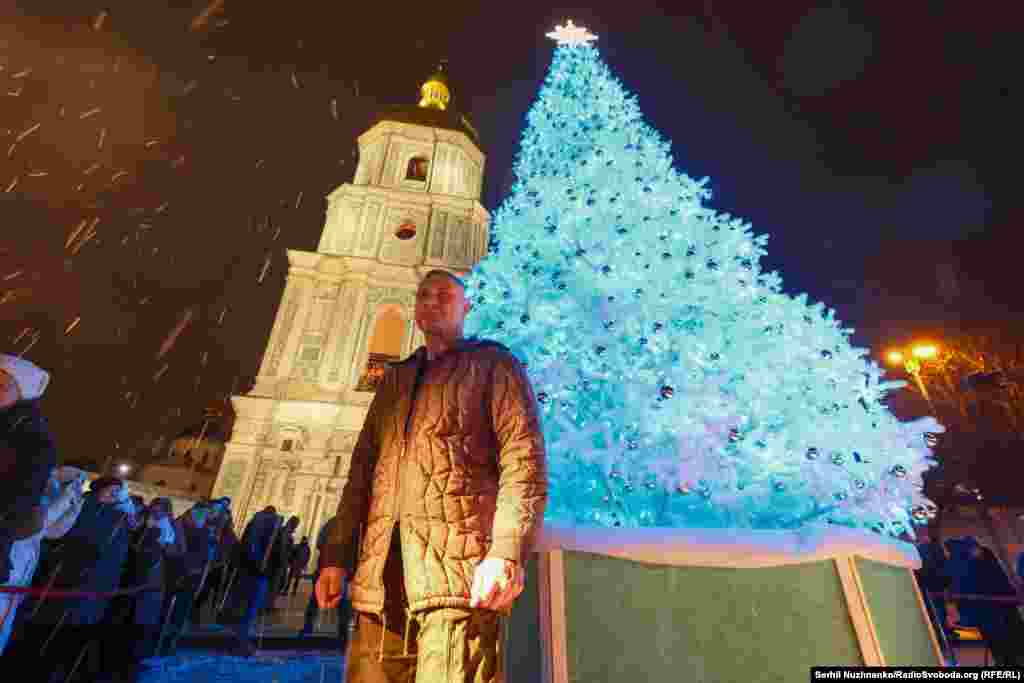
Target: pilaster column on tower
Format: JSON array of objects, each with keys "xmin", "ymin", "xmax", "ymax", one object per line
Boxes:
[
  {"xmin": 342, "ymin": 288, "xmax": 379, "ymax": 405},
  {"xmin": 326, "ymin": 272, "xmax": 372, "ymax": 395},
  {"xmin": 472, "ymin": 204, "xmax": 491, "ymax": 262},
  {"xmin": 319, "ymin": 277, "xmax": 358, "ymax": 390},
  {"xmin": 253, "ymin": 279, "xmax": 300, "ymax": 390},
  {"xmin": 268, "ymin": 252, "xmax": 319, "ymax": 389}
]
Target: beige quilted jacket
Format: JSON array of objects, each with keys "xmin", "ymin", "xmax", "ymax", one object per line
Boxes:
[{"xmin": 321, "ymin": 338, "xmax": 548, "ymax": 614}]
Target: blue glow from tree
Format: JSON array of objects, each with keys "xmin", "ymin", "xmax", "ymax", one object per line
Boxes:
[{"xmin": 464, "ymin": 33, "xmax": 940, "ymax": 536}]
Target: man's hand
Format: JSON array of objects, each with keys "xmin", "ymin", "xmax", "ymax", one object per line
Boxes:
[
  {"xmin": 316, "ymin": 567, "xmax": 347, "ymax": 609},
  {"xmin": 470, "ymin": 558, "xmax": 524, "ymax": 612}
]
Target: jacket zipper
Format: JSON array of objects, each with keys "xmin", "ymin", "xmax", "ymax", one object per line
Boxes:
[{"xmin": 377, "ymin": 352, "xmax": 428, "ymax": 616}]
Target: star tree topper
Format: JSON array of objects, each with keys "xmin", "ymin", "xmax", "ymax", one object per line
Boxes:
[{"xmin": 546, "ymin": 20, "xmax": 598, "ymax": 47}]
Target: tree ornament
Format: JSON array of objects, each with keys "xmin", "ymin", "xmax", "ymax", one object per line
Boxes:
[
  {"xmin": 890, "ymin": 465, "xmax": 907, "ymax": 478},
  {"xmin": 806, "ymin": 447, "xmax": 820, "ymax": 461},
  {"xmin": 830, "ymin": 452, "xmax": 845, "ymax": 466},
  {"xmin": 660, "ymin": 385, "xmax": 675, "ymax": 399}
]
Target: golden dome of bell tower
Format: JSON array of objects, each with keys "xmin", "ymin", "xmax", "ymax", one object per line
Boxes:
[{"xmin": 418, "ymin": 61, "xmax": 451, "ymax": 111}]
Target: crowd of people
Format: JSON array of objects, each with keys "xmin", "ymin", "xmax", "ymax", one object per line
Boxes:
[
  {"xmin": 0, "ymin": 353, "xmax": 349, "ymax": 682},
  {"xmin": 916, "ymin": 533, "xmax": 1024, "ymax": 666}
]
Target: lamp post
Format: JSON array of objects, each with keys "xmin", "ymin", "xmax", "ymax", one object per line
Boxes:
[
  {"xmin": 888, "ymin": 343, "xmax": 1024, "ymax": 584},
  {"xmin": 885, "ymin": 343, "xmax": 941, "ymax": 412}
]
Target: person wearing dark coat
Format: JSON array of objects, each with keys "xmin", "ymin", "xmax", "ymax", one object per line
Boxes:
[
  {"xmin": 159, "ymin": 502, "xmax": 215, "ymax": 655},
  {"xmin": 11, "ymin": 477, "xmax": 136, "ymax": 682},
  {"xmin": 0, "ymin": 355, "xmax": 61, "ymax": 656},
  {"xmin": 916, "ymin": 539, "xmax": 951, "ymax": 633},
  {"xmin": 193, "ymin": 498, "xmax": 237, "ymax": 616},
  {"xmin": 287, "ymin": 537, "xmax": 312, "ymax": 595},
  {"xmin": 945, "ymin": 537, "xmax": 984, "ymax": 626},
  {"xmin": 0, "ymin": 355, "xmax": 56, "ymax": 587},
  {"xmin": 970, "ymin": 546, "xmax": 1024, "ymax": 666},
  {"xmin": 101, "ymin": 501, "xmax": 166, "ymax": 680},
  {"xmin": 944, "ymin": 538, "xmax": 1024, "ymax": 666},
  {"xmin": 225, "ymin": 507, "xmax": 291, "ymax": 643},
  {"xmin": 128, "ymin": 498, "xmax": 179, "ymax": 661},
  {"xmin": 274, "ymin": 516, "xmax": 300, "ymax": 595}
]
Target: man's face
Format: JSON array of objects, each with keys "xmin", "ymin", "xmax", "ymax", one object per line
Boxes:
[
  {"xmin": 415, "ymin": 274, "xmax": 470, "ymax": 337},
  {"xmin": 0, "ymin": 370, "xmax": 21, "ymax": 409}
]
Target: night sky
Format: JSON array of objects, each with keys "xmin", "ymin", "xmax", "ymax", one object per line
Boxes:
[{"xmin": 1, "ymin": 1, "xmax": 1018, "ymax": 473}]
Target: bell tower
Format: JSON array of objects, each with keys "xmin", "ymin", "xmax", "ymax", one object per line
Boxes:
[{"xmin": 211, "ymin": 65, "xmax": 490, "ymax": 545}]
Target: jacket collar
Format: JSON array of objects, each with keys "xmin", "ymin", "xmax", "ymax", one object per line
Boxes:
[{"xmin": 397, "ymin": 337, "xmax": 488, "ymax": 366}]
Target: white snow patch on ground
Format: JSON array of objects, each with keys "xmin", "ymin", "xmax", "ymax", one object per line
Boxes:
[{"xmin": 138, "ymin": 650, "xmax": 344, "ymax": 683}]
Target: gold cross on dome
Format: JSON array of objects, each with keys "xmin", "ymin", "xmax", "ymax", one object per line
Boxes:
[{"xmin": 546, "ymin": 20, "xmax": 598, "ymax": 47}]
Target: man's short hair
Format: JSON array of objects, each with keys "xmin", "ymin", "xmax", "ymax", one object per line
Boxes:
[{"xmin": 421, "ymin": 269, "xmax": 465, "ymax": 290}]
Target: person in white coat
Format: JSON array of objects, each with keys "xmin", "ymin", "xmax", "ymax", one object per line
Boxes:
[
  {"xmin": 0, "ymin": 465, "xmax": 87, "ymax": 654},
  {"xmin": 0, "ymin": 354, "xmax": 68, "ymax": 656}
]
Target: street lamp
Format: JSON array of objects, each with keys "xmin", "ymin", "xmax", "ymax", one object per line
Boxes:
[{"xmin": 885, "ymin": 343, "xmax": 941, "ymax": 411}]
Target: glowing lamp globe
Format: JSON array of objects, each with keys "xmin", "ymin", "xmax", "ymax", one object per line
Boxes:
[
  {"xmin": 886, "ymin": 351, "xmax": 904, "ymax": 366},
  {"xmin": 912, "ymin": 344, "xmax": 938, "ymax": 360}
]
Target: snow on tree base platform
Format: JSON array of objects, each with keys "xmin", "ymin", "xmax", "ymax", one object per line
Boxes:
[{"xmin": 505, "ymin": 525, "xmax": 943, "ymax": 682}]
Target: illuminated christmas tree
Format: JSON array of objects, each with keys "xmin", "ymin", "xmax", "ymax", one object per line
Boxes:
[{"xmin": 465, "ymin": 22, "xmax": 941, "ymax": 535}]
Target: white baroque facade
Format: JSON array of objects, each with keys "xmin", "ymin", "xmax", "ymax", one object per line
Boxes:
[{"xmin": 210, "ymin": 88, "xmax": 489, "ymax": 567}]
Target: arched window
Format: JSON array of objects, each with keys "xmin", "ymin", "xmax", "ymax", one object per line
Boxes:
[
  {"xmin": 406, "ymin": 156, "xmax": 429, "ymax": 182},
  {"xmin": 355, "ymin": 306, "xmax": 407, "ymax": 392}
]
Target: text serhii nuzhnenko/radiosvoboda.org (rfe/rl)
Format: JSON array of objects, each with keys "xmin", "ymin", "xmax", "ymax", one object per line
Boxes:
[{"xmin": 810, "ymin": 667, "xmax": 1023, "ymax": 681}]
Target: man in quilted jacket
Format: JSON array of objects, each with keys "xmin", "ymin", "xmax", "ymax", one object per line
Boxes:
[{"xmin": 316, "ymin": 269, "xmax": 548, "ymax": 683}]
